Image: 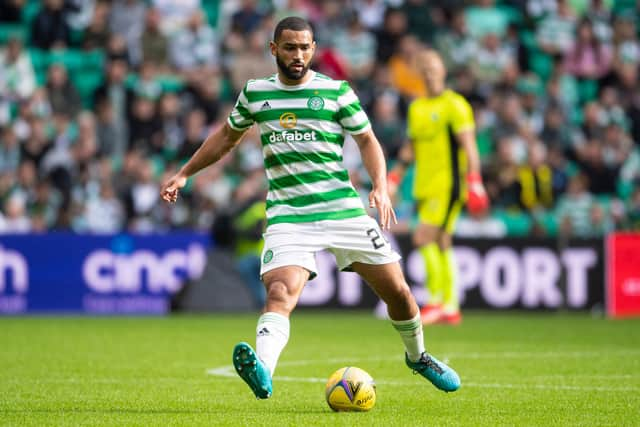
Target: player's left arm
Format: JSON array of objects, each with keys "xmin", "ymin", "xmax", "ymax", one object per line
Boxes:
[
  {"xmin": 452, "ymin": 94, "xmax": 489, "ymax": 213},
  {"xmin": 352, "ymin": 129, "xmax": 397, "ymax": 230}
]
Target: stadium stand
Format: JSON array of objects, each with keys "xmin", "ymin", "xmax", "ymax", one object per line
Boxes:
[{"xmin": 0, "ymin": 0, "xmax": 638, "ymax": 239}]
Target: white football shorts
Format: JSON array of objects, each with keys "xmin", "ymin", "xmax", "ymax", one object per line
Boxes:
[{"xmin": 259, "ymin": 215, "xmax": 401, "ymax": 279}]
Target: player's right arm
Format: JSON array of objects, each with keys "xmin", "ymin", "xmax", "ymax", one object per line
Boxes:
[
  {"xmin": 161, "ymin": 123, "xmax": 247, "ymax": 203},
  {"xmin": 450, "ymin": 93, "xmax": 488, "ymax": 213}
]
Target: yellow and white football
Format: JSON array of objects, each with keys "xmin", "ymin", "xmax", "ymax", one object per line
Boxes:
[{"xmin": 325, "ymin": 366, "xmax": 376, "ymax": 412}]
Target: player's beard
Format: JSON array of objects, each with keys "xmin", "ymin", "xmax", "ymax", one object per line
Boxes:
[{"xmin": 276, "ymin": 54, "xmax": 310, "ymax": 81}]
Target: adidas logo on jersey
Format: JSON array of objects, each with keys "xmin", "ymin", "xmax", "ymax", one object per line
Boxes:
[
  {"xmin": 261, "ymin": 101, "xmax": 271, "ymax": 110},
  {"xmin": 268, "ymin": 130, "xmax": 317, "ymax": 143}
]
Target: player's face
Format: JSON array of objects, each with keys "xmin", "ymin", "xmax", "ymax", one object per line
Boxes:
[
  {"xmin": 270, "ymin": 29, "xmax": 315, "ymax": 82},
  {"xmin": 417, "ymin": 52, "xmax": 446, "ymax": 96}
]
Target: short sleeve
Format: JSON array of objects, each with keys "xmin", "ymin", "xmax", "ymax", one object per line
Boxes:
[
  {"xmin": 336, "ymin": 81, "xmax": 371, "ymax": 135},
  {"xmin": 227, "ymin": 84, "xmax": 255, "ymax": 131},
  {"xmin": 450, "ymin": 93, "xmax": 475, "ymax": 135}
]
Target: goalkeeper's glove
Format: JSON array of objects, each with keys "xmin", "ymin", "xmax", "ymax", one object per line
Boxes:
[{"xmin": 466, "ymin": 172, "xmax": 489, "ymax": 214}]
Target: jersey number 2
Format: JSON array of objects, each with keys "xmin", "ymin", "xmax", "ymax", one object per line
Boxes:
[{"xmin": 367, "ymin": 228, "xmax": 387, "ymax": 249}]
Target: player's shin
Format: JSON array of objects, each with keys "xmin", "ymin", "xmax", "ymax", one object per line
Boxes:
[
  {"xmin": 256, "ymin": 312, "xmax": 290, "ymax": 376},
  {"xmin": 419, "ymin": 243, "xmax": 444, "ymax": 305},
  {"xmin": 441, "ymin": 248, "xmax": 460, "ymax": 315},
  {"xmin": 391, "ymin": 313, "xmax": 425, "ymax": 362}
]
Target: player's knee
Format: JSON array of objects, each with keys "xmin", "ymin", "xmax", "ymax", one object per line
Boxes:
[
  {"xmin": 438, "ymin": 233, "xmax": 452, "ymax": 250},
  {"xmin": 266, "ymin": 281, "xmax": 296, "ymax": 312}
]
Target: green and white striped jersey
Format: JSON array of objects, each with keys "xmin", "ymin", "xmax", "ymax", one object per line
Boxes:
[{"xmin": 227, "ymin": 71, "xmax": 371, "ymax": 227}]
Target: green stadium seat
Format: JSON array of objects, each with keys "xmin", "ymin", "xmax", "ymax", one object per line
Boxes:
[
  {"xmin": 81, "ymin": 49, "xmax": 105, "ymax": 72},
  {"xmin": 202, "ymin": 0, "xmax": 220, "ymax": 28},
  {"xmin": 576, "ymin": 79, "xmax": 598, "ymax": 104},
  {"xmin": 476, "ymin": 128, "xmax": 494, "ymax": 160},
  {"xmin": 158, "ymin": 76, "xmax": 185, "ymax": 93},
  {"xmin": 0, "ymin": 23, "xmax": 26, "ymax": 44},
  {"xmin": 48, "ymin": 49, "xmax": 84, "ymax": 72},
  {"xmin": 75, "ymin": 71, "xmax": 104, "ymax": 108},
  {"xmin": 537, "ymin": 211, "xmax": 559, "ymax": 236},
  {"xmin": 21, "ymin": 1, "xmax": 41, "ymax": 25},
  {"xmin": 28, "ymin": 48, "xmax": 48, "ymax": 70},
  {"xmin": 493, "ymin": 209, "xmax": 532, "ymax": 236},
  {"xmin": 529, "ymin": 51, "xmax": 554, "ymax": 82}
]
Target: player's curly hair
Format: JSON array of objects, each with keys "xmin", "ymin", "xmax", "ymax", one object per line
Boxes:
[{"xmin": 273, "ymin": 16, "xmax": 314, "ymax": 42}]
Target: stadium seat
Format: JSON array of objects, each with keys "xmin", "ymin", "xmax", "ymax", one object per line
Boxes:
[
  {"xmin": 48, "ymin": 50, "xmax": 84, "ymax": 72},
  {"xmin": 0, "ymin": 23, "xmax": 26, "ymax": 44},
  {"xmin": 21, "ymin": 0, "xmax": 41, "ymax": 25},
  {"xmin": 493, "ymin": 210, "xmax": 533, "ymax": 236},
  {"xmin": 75, "ymin": 71, "xmax": 104, "ymax": 108},
  {"xmin": 476, "ymin": 129, "xmax": 494, "ymax": 160}
]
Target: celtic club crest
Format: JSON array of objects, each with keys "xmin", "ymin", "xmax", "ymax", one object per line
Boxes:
[{"xmin": 307, "ymin": 96, "xmax": 324, "ymax": 111}]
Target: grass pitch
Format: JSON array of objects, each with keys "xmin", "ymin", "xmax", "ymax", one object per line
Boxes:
[{"xmin": 1, "ymin": 311, "xmax": 639, "ymax": 426}]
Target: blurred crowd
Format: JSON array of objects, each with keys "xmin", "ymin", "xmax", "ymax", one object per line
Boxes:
[{"xmin": 0, "ymin": 0, "xmax": 639, "ymax": 239}]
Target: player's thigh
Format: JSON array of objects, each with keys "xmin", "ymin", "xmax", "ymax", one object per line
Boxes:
[
  {"xmin": 442, "ymin": 197, "xmax": 464, "ymax": 237},
  {"xmin": 414, "ymin": 195, "xmax": 448, "ymax": 245},
  {"xmin": 350, "ymin": 261, "xmax": 412, "ymax": 303}
]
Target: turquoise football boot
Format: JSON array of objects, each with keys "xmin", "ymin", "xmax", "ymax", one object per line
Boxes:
[
  {"xmin": 405, "ymin": 352, "xmax": 461, "ymax": 392},
  {"xmin": 233, "ymin": 342, "xmax": 272, "ymax": 399}
]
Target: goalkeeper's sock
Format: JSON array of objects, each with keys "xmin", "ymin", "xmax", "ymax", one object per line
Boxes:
[
  {"xmin": 441, "ymin": 248, "xmax": 459, "ymax": 314},
  {"xmin": 419, "ymin": 243, "xmax": 444, "ymax": 305},
  {"xmin": 256, "ymin": 312, "xmax": 290, "ymax": 376},
  {"xmin": 391, "ymin": 313, "xmax": 425, "ymax": 363}
]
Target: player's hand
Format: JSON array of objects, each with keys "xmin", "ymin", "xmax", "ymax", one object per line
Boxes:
[
  {"xmin": 160, "ymin": 172, "xmax": 187, "ymax": 203},
  {"xmin": 466, "ymin": 172, "xmax": 489, "ymax": 214},
  {"xmin": 369, "ymin": 187, "xmax": 397, "ymax": 230}
]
